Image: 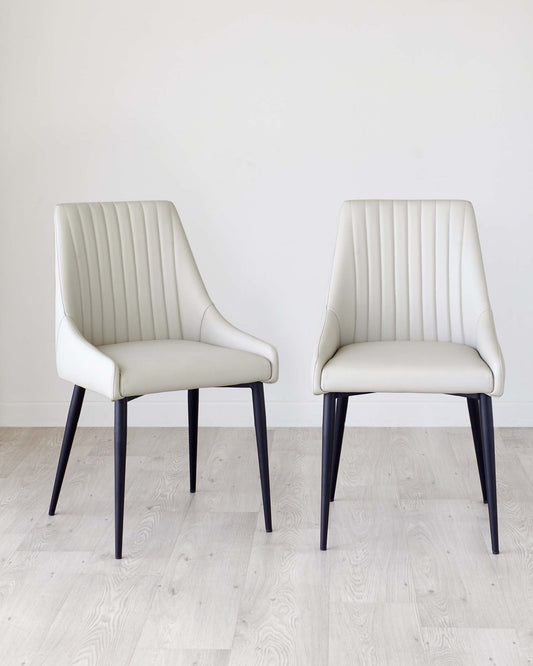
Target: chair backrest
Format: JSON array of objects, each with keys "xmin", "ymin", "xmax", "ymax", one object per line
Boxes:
[
  {"xmin": 327, "ymin": 200, "xmax": 493, "ymax": 347},
  {"xmin": 55, "ymin": 201, "xmax": 212, "ymax": 346}
]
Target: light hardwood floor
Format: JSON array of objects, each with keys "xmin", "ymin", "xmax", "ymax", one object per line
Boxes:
[{"xmin": 1, "ymin": 426, "xmax": 532, "ymax": 665}]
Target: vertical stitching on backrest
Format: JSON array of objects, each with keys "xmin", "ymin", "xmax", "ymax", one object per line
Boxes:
[
  {"xmin": 419, "ymin": 202, "xmax": 424, "ymax": 338},
  {"xmin": 378, "ymin": 202, "xmax": 383, "ymax": 339},
  {"xmin": 99, "ymin": 202, "xmax": 117, "ymax": 343},
  {"xmin": 391, "ymin": 201, "xmax": 395, "ymax": 339},
  {"xmin": 139, "ymin": 201, "xmax": 157, "ymax": 339},
  {"xmin": 446, "ymin": 202, "xmax": 451, "ymax": 342},
  {"xmin": 350, "ymin": 202, "xmax": 357, "ymax": 343},
  {"xmin": 405, "ymin": 201, "xmax": 410, "ymax": 339},
  {"xmin": 140, "ymin": 202, "xmax": 156, "ymax": 339},
  {"xmin": 154, "ymin": 203, "xmax": 170, "ymax": 339},
  {"xmin": 406, "ymin": 200, "xmax": 411, "ymax": 340},
  {"xmin": 170, "ymin": 206, "xmax": 183, "ymax": 338},
  {"xmin": 459, "ymin": 202, "xmax": 466, "ymax": 343},
  {"xmin": 65, "ymin": 206, "xmax": 85, "ymax": 335},
  {"xmin": 364, "ymin": 201, "xmax": 370, "ymax": 341},
  {"xmin": 433, "ymin": 200, "xmax": 438, "ymax": 340},
  {"xmin": 75, "ymin": 204, "xmax": 94, "ymax": 343},
  {"xmin": 125, "ymin": 201, "xmax": 144, "ymax": 340},
  {"xmin": 114, "ymin": 202, "xmax": 132, "ymax": 341},
  {"xmin": 87, "ymin": 203, "xmax": 105, "ymax": 346}
]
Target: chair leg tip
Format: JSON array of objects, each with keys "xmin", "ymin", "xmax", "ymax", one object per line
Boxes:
[{"xmin": 320, "ymin": 544, "xmax": 327, "ymax": 551}]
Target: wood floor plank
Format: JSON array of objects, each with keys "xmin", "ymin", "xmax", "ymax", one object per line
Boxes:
[
  {"xmin": 130, "ymin": 648, "xmax": 230, "ymax": 665},
  {"xmin": 190, "ymin": 427, "xmax": 263, "ymax": 514},
  {"xmin": 333, "ymin": 427, "xmax": 397, "ymax": 497},
  {"xmin": 0, "ymin": 427, "xmax": 35, "ymax": 478},
  {"xmin": 405, "ymin": 499, "xmax": 514, "ymax": 629},
  {"xmin": 421, "ymin": 627, "xmax": 523, "ymax": 665},
  {"xmin": 137, "ymin": 510, "xmax": 257, "ymax": 651},
  {"xmin": 329, "ymin": 602, "xmax": 427, "ymax": 665},
  {"xmin": 0, "ymin": 550, "xmax": 90, "ymax": 664},
  {"xmin": 37, "ymin": 572, "xmax": 159, "ymax": 666},
  {"xmin": 229, "ymin": 528, "xmax": 329, "ymax": 666},
  {"xmin": 392, "ymin": 428, "xmax": 469, "ymax": 506},
  {"xmin": 328, "ymin": 485, "xmax": 413, "ymax": 603}
]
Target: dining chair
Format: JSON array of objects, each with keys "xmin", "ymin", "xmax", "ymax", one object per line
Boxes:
[
  {"xmin": 51, "ymin": 200, "xmax": 278, "ymax": 558},
  {"xmin": 313, "ymin": 200, "xmax": 504, "ymax": 553}
]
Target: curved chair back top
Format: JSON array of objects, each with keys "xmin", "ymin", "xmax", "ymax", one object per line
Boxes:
[
  {"xmin": 55, "ymin": 201, "xmax": 211, "ymax": 346},
  {"xmin": 327, "ymin": 200, "xmax": 493, "ymax": 348}
]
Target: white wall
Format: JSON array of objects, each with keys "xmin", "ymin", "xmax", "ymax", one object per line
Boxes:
[{"xmin": 1, "ymin": 0, "xmax": 532, "ymax": 427}]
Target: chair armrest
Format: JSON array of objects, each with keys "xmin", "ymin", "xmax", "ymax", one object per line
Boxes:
[
  {"xmin": 199, "ymin": 304, "xmax": 278, "ymax": 383},
  {"xmin": 56, "ymin": 316, "xmax": 120, "ymax": 400},
  {"xmin": 313, "ymin": 309, "xmax": 341, "ymax": 394},
  {"xmin": 475, "ymin": 309, "xmax": 505, "ymax": 397}
]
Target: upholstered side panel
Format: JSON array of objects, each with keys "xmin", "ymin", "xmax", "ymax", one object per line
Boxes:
[
  {"xmin": 55, "ymin": 201, "xmax": 211, "ymax": 346},
  {"xmin": 328, "ymin": 200, "xmax": 490, "ymax": 346}
]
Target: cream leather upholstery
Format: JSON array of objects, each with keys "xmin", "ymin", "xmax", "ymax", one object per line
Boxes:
[
  {"xmin": 56, "ymin": 201, "xmax": 278, "ymax": 400},
  {"xmin": 313, "ymin": 200, "xmax": 504, "ymax": 396},
  {"xmin": 98, "ymin": 340, "xmax": 272, "ymax": 398}
]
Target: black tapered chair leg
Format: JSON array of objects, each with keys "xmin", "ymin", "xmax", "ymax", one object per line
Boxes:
[
  {"xmin": 330, "ymin": 394, "xmax": 348, "ymax": 502},
  {"xmin": 467, "ymin": 396, "xmax": 487, "ymax": 503},
  {"xmin": 114, "ymin": 398, "xmax": 128, "ymax": 559},
  {"xmin": 49, "ymin": 385, "xmax": 86, "ymax": 516},
  {"xmin": 188, "ymin": 389, "xmax": 199, "ymax": 493},
  {"xmin": 320, "ymin": 393, "xmax": 336, "ymax": 550},
  {"xmin": 480, "ymin": 394, "xmax": 499, "ymax": 554},
  {"xmin": 251, "ymin": 382, "xmax": 273, "ymax": 533}
]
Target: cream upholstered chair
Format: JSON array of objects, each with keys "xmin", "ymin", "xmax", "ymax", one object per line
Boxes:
[
  {"xmin": 314, "ymin": 200, "xmax": 504, "ymax": 553},
  {"xmin": 50, "ymin": 201, "xmax": 278, "ymax": 558}
]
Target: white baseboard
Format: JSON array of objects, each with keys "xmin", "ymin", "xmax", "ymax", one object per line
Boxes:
[{"xmin": 0, "ymin": 397, "xmax": 531, "ymax": 427}]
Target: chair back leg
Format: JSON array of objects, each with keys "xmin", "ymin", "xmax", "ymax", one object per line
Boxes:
[
  {"xmin": 49, "ymin": 385, "xmax": 86, "ymax": 515},
  {"xmin": 114, "ymin": 398, "xmax": 128, "ymax": 559},
  {"xmin": 188, "ymin": 389, "xmax": 199, "ymax": 493},
  {"xmin": 320, "ymin": 393, "xmax": 336, "ymax": 550},
  {"xmin": 480, "ymin": 394, "xmax": 499, "ymax": 554},
  {"xmin": 330, "ymin": 395, "xmax": 348, "ymax": 502},
  {"xmin": 251, "ymin": 382, "xmax": 273, "ymax": 533},
  {"xmin": 466, "ymin": 396, "xmax": 488, "ymax": 503}
]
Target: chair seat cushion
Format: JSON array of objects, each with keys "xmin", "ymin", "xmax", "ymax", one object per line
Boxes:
[
  {"xmin": 321, "ymin": 341, "xmax": 494, "ymax": 394},
  {"xmin": 98, "ymin": 339, "xmax": 273, "ymax": 398}
]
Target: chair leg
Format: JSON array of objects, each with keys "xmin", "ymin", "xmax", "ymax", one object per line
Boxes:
[
  {"xmin": 49, "ymin": 385, "xmax": 86, "ymax": 516},
  {"xmin": 114, "ymin": 398, "xmax": 128, "ymax": 559},
  {"xmin": 330, "ymin": 394, "xmax": 348, "ymax": 502},
  {"xmin": 466, "ymin": 396, "xmax": 487, "ymax": 503},
  {"xmin": 251, "ymin": 382, "xmax": 273, "ymax": 532},
  {"xmin": 480, "ymin": 394, "xmax": 499, "ymax": 554},
  {"xmin": 320, "ymin": 393, "xmax": 336, "ymax": 550},
  {"xmin": 188, "ymin": 389, "xmax": 199, "ymax": 493}
]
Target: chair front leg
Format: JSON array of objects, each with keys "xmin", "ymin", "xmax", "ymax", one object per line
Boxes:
[
  {"xmin": 188, "ymin": 389, "xmax": 199, "ymax": 493},
  {"xmin": 479, "ymin": 394, "xmax": 499, "ymax": 554},
  {"xmin": 466, "ymin": 395, "xmax": 487, "ymax": 503},
  {"xmin": 49, "ymin": 385, "xmax": 86, "ymax": 516},
  {"xmin": 114, "ymin": 398, "xmax": 128, "ymax": 559},
  {"xmin": 330, "ymin": 394, "xmax": 348, "ymax": 502},
  {"xmin": 251, "ymin": 382, "xmax": 273, "ymax": 533},
  {"xmin": 320, "ymin": 393, "xmax": 336, "ymax": 550}
]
